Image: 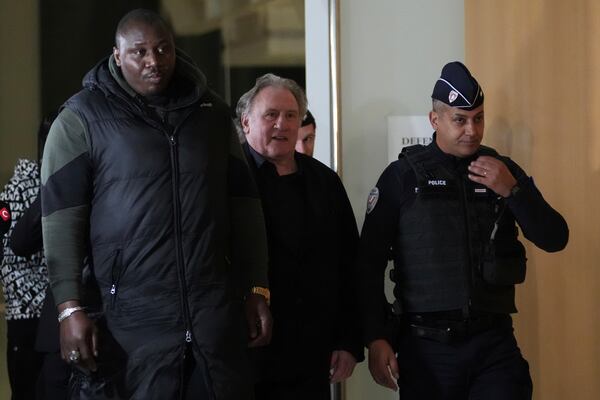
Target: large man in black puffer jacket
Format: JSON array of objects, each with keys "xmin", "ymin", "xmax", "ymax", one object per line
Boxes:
[{"xmin": 41, "ymin": 9, "xmax": 271, "ymax": 399}]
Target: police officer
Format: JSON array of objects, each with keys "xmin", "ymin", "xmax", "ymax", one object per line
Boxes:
[{"xmin": 357, "ymin": 61, "xmax": 569, "ymax": 399}]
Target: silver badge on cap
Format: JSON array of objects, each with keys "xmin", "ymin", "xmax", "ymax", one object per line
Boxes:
[
  {"xmin": 366, "ymin": 187, "xmax": 379, "ymax": 214},
  {"xmin": 448, "ymin": 90, "xmax": 458, "ymax": 103}
]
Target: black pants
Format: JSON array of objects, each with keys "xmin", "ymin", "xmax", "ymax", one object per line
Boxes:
[
  {"xmin": 396, "ymin": 318, "xmax": 532, "ymax": 399},
  {"xmin": 68, "ymin": 344, "xmax": 211, "ymax": 400},
  {"xmin": 36, "ymin": 352, "xmax": 70, "ymax": 400},
  {"xmin": 255, "ymin": 376, "xmax": 331, "ymax": 400},
  {"xmin": 6, "ymin": 318, "xmax": 44, "ymax": 400}
]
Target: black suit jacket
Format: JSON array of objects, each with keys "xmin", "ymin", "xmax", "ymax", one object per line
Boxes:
[{"xmin": 243, "ymin": 143, "xmax": 363, "ymax": 383}]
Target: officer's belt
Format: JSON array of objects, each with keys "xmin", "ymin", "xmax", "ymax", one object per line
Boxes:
[{"xmin": 402, "ymin": 311, "xmax": 511, "ymax": 344}]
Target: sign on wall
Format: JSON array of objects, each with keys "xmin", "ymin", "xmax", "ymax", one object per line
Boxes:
[{"xmin": 387, "ymin": 115, "xmax": 433, "ymax": 164}]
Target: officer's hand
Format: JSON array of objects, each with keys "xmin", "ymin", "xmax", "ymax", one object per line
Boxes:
[
  {"xmin": 58, "ymin": 301, "xmax": 98, "ymax": 372},
  {"xmin": 368, "ymin": 339, "xmax": 399, "ymax": 391},
  {"xmin": 468, "ymin": 155, "xmax": 517, "ymax": 198},
  {"xmin": 245, "ymin": 293, "xmax": 273, "ymax": 348},
  {"xmin": 329, "ymin": 350, "xmax": 357, "ymax": 383}
]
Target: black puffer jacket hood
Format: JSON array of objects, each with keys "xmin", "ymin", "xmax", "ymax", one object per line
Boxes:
[{"xmin": 82, "ymin": 49, "xmax": 208, "ymax": 111}]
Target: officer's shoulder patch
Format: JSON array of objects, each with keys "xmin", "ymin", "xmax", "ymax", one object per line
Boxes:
[{"xmin": 366, "ymin": 187, "xmax": 380, "ymax": 214}]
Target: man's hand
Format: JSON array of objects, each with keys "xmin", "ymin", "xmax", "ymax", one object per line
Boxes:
[
  {"xmin": 468, "ymin": 155, "xmax": 517, "ymax": 198},
  {"xmin": 368, "ymin": 339, "xmax": 399, "ymax": 391},
  {"xmin": 245, "ymin": 293, "xmax": 272, "ymax": 347},
  {"xmin": 329, "ymin": 350, "xmax": 357, "ymax": 383},
  {"xmin": 58, "ymin": 300, "xmax": 98, "ymax": 372}
]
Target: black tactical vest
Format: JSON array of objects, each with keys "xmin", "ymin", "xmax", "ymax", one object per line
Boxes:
[{"xmin": 391, "ymin": 144, "xmax": 527, "ymax": 314}]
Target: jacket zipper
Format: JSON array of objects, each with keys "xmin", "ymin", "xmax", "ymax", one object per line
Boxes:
[
  {"xmin": 162, "ymin": 109, "xmax": 217, "ymax": 400},
  {"xmin": 109, "ymin": 249, "xmax": 123, "ymax": 309},
  {"xmin": 167, "ymin": 133, "xmax": 193, "ymax": 344}
]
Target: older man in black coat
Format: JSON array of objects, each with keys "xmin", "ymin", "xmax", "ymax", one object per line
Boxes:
[{"xmin": 236, "ymin": 73, "xmax": 364, "ymax": 400}]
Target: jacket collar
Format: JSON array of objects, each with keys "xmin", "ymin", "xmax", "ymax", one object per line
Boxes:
[
  {"xmin": 244, "ymin": 142, "xmax": 304, "ymax": 176},
  {"xmin": 83, "ymin": 49, "xmax": 208, "ymax": 111},
  {"xmin": 429, "ymin": 132, "xmax": 481, "ymax": 170}
]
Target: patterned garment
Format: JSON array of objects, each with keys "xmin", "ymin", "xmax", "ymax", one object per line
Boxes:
[{"xmin": 0, "ymin": 158, "xmax": 48, "ymax": 320}]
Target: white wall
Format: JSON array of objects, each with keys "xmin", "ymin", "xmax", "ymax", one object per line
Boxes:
[
  {"xmin": 338, "ymin": 1, "xmax": 464, "ymax": 399},
  {"xmin": 305, "ymin": 0, "xmax": 333, "ymax": 166}
]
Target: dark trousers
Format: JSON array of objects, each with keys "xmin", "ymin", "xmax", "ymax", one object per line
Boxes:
[
  {"xmin": 68, "ymin": 343, "xmax": 211, "ymax": 400},
  {"xmin": 6, "ymin": 318, "xmax": 44, "ymax": 400},
  {"xmin": 396, "ymin": 320, "xmax": 532, "ymax": 399},
  {"xmin": 36, "ymin": 352, "xmax": 70, "ymax": 400},
  {"xmin": 255, "ymin": 376, "xmax": 331, "ymax": 400}
]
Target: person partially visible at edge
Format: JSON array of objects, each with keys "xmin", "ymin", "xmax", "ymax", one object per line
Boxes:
[
  {"xmin": 0, "ymin": 157, "xmax": 47, "ymax": 400},
  {"xmin": 236, "ymin": 73, "xmax": 364, "ymax": 400},
  {"xmin": 9, "ymin": 111, "xmax": 72, "ymax": 400},
  {"xmin": 41, "ymin": 9, "xmax": 271, "ymax": 399},
  {"xmin": 295, "ymin": 109, "xmax": 316, "ymax": 157},
  {"xmin": 357, "ymin": 61, "xmax": 569, "ymax": 399}
]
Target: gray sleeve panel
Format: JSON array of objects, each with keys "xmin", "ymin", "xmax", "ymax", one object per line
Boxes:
[
  {"xmin": 229, "ymin": 196, "xmax": 269, "ymax": 291},
  {"xmin": 42, "ymin": 205, "xmax": 90, "ymax": 305},
  {"xmin": 41, "ymin": 107, "xmax": 91, "ymax": 306},
  {"xmin": 41, "ymin": 107, "xmax": 90, "ymax": 186}
]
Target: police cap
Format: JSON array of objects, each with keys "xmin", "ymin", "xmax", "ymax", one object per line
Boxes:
[{"xmin": 431, "ymin": 61, "xmax": 484, "ymax": 110}]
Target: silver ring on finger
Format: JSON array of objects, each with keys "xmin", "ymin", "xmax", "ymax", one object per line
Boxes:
[{"xmin": 68, "ymin": 349, "xmax": 81, "ymax": 363}]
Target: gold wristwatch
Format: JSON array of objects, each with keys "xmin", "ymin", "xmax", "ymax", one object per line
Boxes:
[{"xmin": 251, "ymin": 286, "xmax": 271, "ymax": 306}]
